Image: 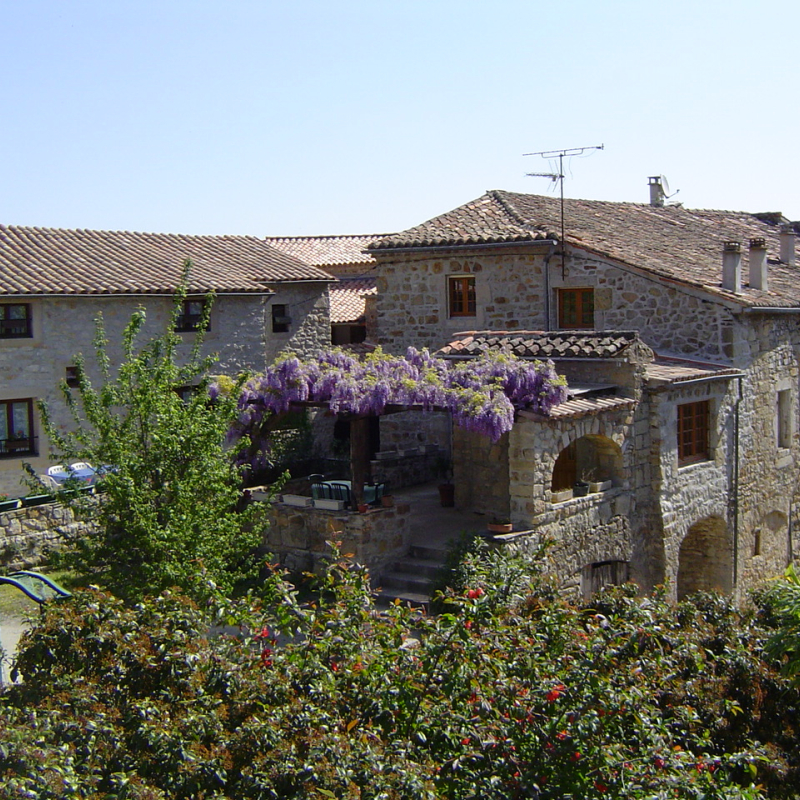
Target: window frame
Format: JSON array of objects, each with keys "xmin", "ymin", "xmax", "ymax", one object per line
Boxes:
[
  {"xmin": 272, "ymin": 303, "xmax": 291, "ymax": 334},
  {"xmin": 677, "ymin": 399, "xmax": 710, "ymax": 465},
  {"xmin": 175, "ymin": 298, "xmax": 209, "ymax": 333},
  {"xmin": 448, "ymin": 275, "xmax": 476, "ymax": 318},
  {"xmin": 777, "ymin": 388, "xmax": 792, "ymax": 449},
  {"xmin": 0, "ymin": 303, "xmax": 33, "ymax": 339},
  {"xmin": 558, "ymin": 288, "xmax": 594, "ymax": 329},
  {"xmin": 0, "ymin": 398, "xmax": 36, "ymax": 457}
]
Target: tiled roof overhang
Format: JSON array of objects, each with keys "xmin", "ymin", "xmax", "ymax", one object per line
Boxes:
[{"xmin": 436, "ymin": 330, "xmax": 640, "ymax": 360}]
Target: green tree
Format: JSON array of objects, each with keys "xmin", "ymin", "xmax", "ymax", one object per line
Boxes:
[{"xmin": 37, "ymin": 263, "xmax": 268, "ymax": 603}]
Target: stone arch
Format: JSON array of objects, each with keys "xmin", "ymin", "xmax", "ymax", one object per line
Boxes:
[
  {"xmin": 551, "ymin": 434, "xmax": 623, "ymax": 492},
  {"xmin": 676, "ymin": 516, "xmax": 732, "ymax": 600}
]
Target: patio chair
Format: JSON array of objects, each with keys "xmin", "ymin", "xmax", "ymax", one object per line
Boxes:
[
  {"xmin": 370, "ymin": 481, "xmax": 387, "ymax": 506},
  {"xmin": 47, "ymin": 465, "xmax": 70, "ymax": 481},
  {"xmin": 38, "ymin": 474, "xmax": 61, "ymax": 491},
  {"xmin": 311, "ymin": 481, "xmax": 331, "ymax": 500},
  {"xmin": 328, "ymin": 482, "xmax": 353, "ymax": 508}
]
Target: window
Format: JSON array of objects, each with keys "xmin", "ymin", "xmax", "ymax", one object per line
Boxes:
[
  {"xmin": 175, "ymin": 299, "xmax": 208, "ymax": 332},
  {"xmin": 448, "ymin": 276, "xmax": 476, "ymax": 317},
  {"xmin": 0, "ymin": 303, "xmax": 32, "ymax": 339},
  {"xmin": 272, "ymin": 304, "xmax": 291, "ymax": 333},
  {"xmin": 0, "ymin": 399, "xmax": 35, "ymax": 457},
  {"xmin": 677, "ymin": 400, "xmax": 710, "ymax": 465},
  {"xmin": 777, "ymin": 389, "xmax": 792, "ymax": 448},
  {"xmin": 65, "ymin": 366, "xmax": 80, "ymax": 388},
  {"xmin": 558, "ymin": 288, "xmax": 594, "ymax": 329}
]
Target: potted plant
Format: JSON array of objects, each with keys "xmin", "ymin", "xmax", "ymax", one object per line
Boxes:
[
  {"xmin": 435, "ymin": 455, "xmax": 454, "ymax": 507},
  {"xmin": 0, "ymin": 494, "xmax": 20, "ymax": 512},
  {"xmin": 487, "ymin": 517, "xmax": 513, "ymax": 534},
  {"xmin": 573, "ymin": 480, "xmax": 590, "ymax": 497}
]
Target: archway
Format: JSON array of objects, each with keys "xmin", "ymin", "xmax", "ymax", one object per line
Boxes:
[
  {"xmin": 551, "ymin": 434, "xmax": 622, "ymax": 493},
  {"xmin": 676, "ymin": 516, "xmax": 732, "ymax": 599}
]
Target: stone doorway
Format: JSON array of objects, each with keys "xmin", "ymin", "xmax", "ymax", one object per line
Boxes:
[{"xmin": 676, "ymin": 516, "xmax": 732, "ymax": 600}]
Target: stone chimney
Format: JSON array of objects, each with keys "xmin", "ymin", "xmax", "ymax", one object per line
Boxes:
[
  {"xmin": 780, "ymin": 223, "xmax": 796, "ymax": 266},
  {"xmin": 748, "ymin": 238, "xmax": 768, "ymax": 291},
  {"xmin": 648, "ymin": 176, "xmax": 665, "ymax": 208},
  {"xmin": 722, "ymin": 241, "xmax": 742, "ymax": 294}
]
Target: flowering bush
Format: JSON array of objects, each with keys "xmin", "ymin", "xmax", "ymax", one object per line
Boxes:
[
  {"xmin": 225, "ymin": 347, "xmax": 568, "ymax": 468},
  {"xmin": 1, "ymin": 542, "xmax": 794, "ymax": 798}
]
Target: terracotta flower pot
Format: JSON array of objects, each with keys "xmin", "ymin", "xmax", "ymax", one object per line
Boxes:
[{"xmin": 487, "ymin": 522, "xmax": 513, "ymax": 534}]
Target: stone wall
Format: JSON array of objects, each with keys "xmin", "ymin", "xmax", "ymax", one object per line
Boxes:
[
  {"xmin": 374, "ymin": 244, "xmax": 732, "ymax": 361},
  {"xmin": 265, "ymin": 499, "xmax": 411, "ymax": 584},
  {"xmin": 0, "ymin": 501, "xmax": 82, "ymax": 570}
]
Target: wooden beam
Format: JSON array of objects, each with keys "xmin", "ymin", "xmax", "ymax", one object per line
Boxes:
[{"xmin": 350, "ymin": 416, "xmax": 370, "ymax": 507}]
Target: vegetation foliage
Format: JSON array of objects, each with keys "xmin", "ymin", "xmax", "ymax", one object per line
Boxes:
[
  {"xmin": 1, "ymin": 542, "xmax": 798, "ymax": 799},
  {"xmin": 226, "ymin": 346, "xmax": 568, "ymax": 470},
  {"xmin": 35, "ymin": 266, "xmax": 268, "ymax": 603}
]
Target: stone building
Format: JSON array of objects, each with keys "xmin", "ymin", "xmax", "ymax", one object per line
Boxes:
[
  {"xmin": 0, "ymin": 225, "xmax": 334, "ymax": 497},
  {"xmin": 367, "ymin": 186, "xmax": 800, "ymax": 601},
  {"xmin": 266, "ymin": 234, "xmax": 386, "ymax": 346}
]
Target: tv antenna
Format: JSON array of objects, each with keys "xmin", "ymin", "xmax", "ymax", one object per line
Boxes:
[{"xmin": 523, "ymin": 144, "xmax": 604, "ymax": 274}]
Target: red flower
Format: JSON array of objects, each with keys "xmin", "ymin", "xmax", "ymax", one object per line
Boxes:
[
  {"xmin": 254, "ymin": 626, "xmax": 270, "ymax": 640},
  {"xmin": 467, "ymin": 587, "xmax": 485, "ymax": 599},
  {"xmin": 654, "ymin": 756, "xmax": 665, "ymax": 769},
  {"xmin": 461, "ymin": 737, "xmax": 470, "ymax": 745},
  {"xmin": 571, "ymin": 751, "xmax": 581, "ymax": 762},
  {"xmin": 594, "ymin": 781, "xmax": 608, "ymax": 792},
  {"xmin": 260, "ymin": 648, "xmax": 273, "ymax": 668},
  {"xmin": 556, "ymin": 730, "xmax": 568, "ymax": 741},
  {"xmin": 330, "ymin": 661, "xmax": 339, "ymax": 672},
  {"xmin": 546, "ymin": 683, "xmax": 565, "ymax": 702}
]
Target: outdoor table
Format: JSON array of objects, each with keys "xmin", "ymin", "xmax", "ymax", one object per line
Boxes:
[{"xmin": 49, "ymin": 463, "xmax": 99, "ymax": 485}]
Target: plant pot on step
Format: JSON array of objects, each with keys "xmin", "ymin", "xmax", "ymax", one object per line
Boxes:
[
  {"xmin": 487, "ymin": 521, "xmax": 513, "ymax": 534},
  {"xmin": 438, "ymin": 483, "xmax": 455, "ymax": 507},
  {"xmin": 381, "ymin": 494, "xmax": 394, "ymax": 508},
  {"xmin": 358, "ymin": 503, "xmax": 369, "ymax": 514},
  {"xmin": 573, "ymin": 480, "xmax": 590, "ymax": 497}
]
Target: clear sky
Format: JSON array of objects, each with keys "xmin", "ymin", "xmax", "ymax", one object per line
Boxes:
[{"xmin": 1, "ymin": 0, "xmax": 798, "ymax": 237}]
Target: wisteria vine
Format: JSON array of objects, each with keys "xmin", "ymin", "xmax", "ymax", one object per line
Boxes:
[{"xmin": 218, "ymin": 347, "xmax": 567, "ymax": 470}]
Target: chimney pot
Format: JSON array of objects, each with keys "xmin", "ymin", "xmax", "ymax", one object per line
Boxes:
[
  {"xmin": 748, "ymin": 237, "xmax": 768, "ymax": 291},
  {"xmin": 648, "ymin": 176, "xmax": 665, "ymax": 208},
  {"xmin": 722, "ymin": 241, "xmax": 742, "ymax": 293},
  {"xmin": 780, "ymin": 223, "xmax": 796, "ymax": 266}
]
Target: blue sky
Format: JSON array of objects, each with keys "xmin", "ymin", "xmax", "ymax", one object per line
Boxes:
[{"xmin": 1, "ymin": 0, "xmax": 798, "ymax": 236}]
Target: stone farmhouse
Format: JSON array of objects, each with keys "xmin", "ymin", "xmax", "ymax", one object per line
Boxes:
[
  {"xmin": 366, "ymin": 184, "xmax": 800, "ymax": 601},
  {"xmin": 0, "ymin": 225, "xmax": 334, "ymax": 498}
]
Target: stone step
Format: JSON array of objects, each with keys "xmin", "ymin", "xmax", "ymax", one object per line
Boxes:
[
  {"xmin": 379, "ymin": 570, "xmax": 435, "ymax": 594},
  {"xmin": 392, "ymin": 556, "xmax": 444, "ymax": 580},
  {"xmin": 409, "ymin": 543, "xmax": 449, "ymax": 563},
  {"xmin": 373, "ymin": 586, "xmax": 431, "ymax": 610}
]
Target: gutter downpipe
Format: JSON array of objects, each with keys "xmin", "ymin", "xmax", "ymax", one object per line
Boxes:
[{"xmin": 543, "ymin": 242, "xmax": 557, "ymax": 332}]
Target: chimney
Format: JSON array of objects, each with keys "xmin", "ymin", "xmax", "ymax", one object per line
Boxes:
[
  {"xmin": 748, "ymin": 237, "xmax": 768, "ymax": 291},
  {"xmin": 648, "ymin": 176, "xmax": 665, "ymax": 207},
  {"xmin": 722, "ymin": 241, "xmax": 742, "ymax": 294},
  {"xmin": 780, "ymin": 223, "xmax": 796, "ymax": 266}
]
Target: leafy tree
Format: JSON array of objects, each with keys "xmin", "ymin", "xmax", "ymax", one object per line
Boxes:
[{"xmin": 36, "ymin": 264, "xmax": 268, "ymax": 603}]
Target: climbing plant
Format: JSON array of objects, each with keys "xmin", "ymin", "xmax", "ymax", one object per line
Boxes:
[{"xmin": 223, "ymin": 346, "xmax": 568, "ymax": 469}]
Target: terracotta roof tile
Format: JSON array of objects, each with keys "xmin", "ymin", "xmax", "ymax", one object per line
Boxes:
[
  {"xmin": 330, "ymin": 277, "xmax": 377, "ymax": 323},
  {"xmin": 436, "ymin": 330, "xmax": 639, "ymax": 360},
  {"xmin": 0, "ymin": 225, "xmax": 333, "ymax": 295},
  {"xmin": 645, "ymin": 356, "xmax": 743, "ymax": 386},
  {"xmin": 519, "ymin": 395, "xmax": 637, "ymax": 421},
  {"xmin": 372, "ymin": 190, "xmax": 800, "ymax": 307},
  {"xmin": 266, "ymin": 234, "xmax": 388, "ymax": 271}
]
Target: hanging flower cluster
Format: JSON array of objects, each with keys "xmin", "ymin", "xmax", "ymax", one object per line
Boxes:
[{"xmin": 224, "ymin": 347, "xmax": 567, "ymax": 465}]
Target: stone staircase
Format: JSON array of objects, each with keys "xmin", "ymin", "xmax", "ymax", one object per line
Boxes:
[{"xmin": 374, "ymin": 543, "xmax": 450, "ymax": 610}]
